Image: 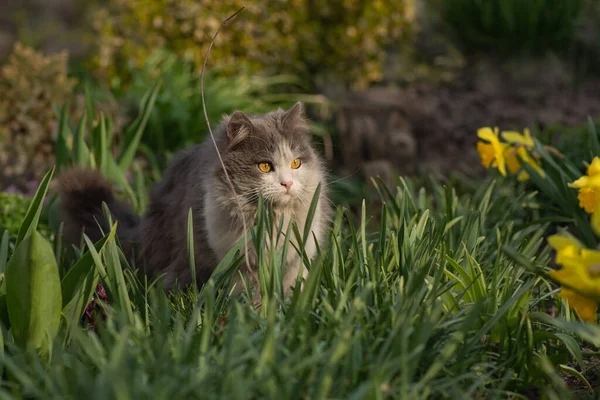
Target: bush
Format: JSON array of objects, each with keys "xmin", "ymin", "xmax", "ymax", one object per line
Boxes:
[
  {"xmin": 433, "ymin": 0, "xmax": 585, "ymax": 56},
  {"xmin": 90, "ymin": 0, "xmax": 414, "ymax": 90},
  {"xmin": 121, "ymin": 49, "xmax": 310, "ymax": 164},
  {"xmin": 0, "ymin": 43, "xmax": 77, "ymax": 189}
]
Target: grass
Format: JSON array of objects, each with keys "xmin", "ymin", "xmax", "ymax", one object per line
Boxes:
[
  {"xmin": 0, "ymin": 172, "xmax": 593, "ymax": 399},
  {"xmin": 1, "ymin": 74, "xmax": 599, "ymax": 400}
]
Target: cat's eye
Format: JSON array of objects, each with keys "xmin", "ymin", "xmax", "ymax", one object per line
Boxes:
[
  {"xmin": 291, "ymin": 158, "xmax": 302, "ymax": 169},
  {"xmin": 258, "ymin": 162, "xmax": 273, "ymax": 173}
]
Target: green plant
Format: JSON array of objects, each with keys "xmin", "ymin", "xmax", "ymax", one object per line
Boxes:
[
  {"xmin": 0, "ymin": 193, "xmax": 52, "ymax": 249},
  {"xmin": 0, "ymin": 167, "xmax": 590, "ymax": 397},
  {"xmin": 120, "ymin": 49, "xmax": 322, "ymax": 165},
  {"xmin": 0, "ymin": 43, "xmax": 78, "ymax": 189},
  {"xmin": 51, "ymin": 83, "xmax": 160, "ymax": 215},
  {"xmin": 433, "ymin": 0, "xmax": 585, "ymax": 56},
  {"xmin": 90, "ymin": 0, "xmax": 415, "ymax": 90}
]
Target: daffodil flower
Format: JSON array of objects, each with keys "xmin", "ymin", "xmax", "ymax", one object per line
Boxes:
[
  {"xmin": 501, "ymin": 129, "xmax": 546, "ymax": 180},
  {"xmin": 477, "ymin": 127, "xmax": 507, "ymax": 176},
  {"xmin": 548, "ymin": 235, "xmax": 600, "ymax": 322},
  {"xmin": 569, "ymin": 157, "xmax": 600, "ymax": 214}
]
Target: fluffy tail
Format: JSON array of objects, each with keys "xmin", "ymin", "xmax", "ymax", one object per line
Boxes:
[{"xmin": 57, "ymin": 168, "xmax": 140, "ymax": 255}]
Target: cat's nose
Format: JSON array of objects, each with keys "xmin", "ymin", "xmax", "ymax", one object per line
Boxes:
[{"xmin": 281, "ymin": 181, "xmax": 293, "ymax": 191}]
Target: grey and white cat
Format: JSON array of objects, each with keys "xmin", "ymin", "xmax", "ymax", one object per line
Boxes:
[{"xmin": 58, "ymin": 102, "xmax": 330, "ymax": 294}]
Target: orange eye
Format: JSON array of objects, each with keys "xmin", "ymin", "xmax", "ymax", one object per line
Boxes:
[
  {"xmin": 291, "ymin": 158, "xmax": 301, "ymax": 169},
  {"xmin": 258, "ymin": 162, "xmax": 272, "ymax": 173}
]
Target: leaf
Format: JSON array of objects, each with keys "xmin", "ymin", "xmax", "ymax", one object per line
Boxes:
[
  {"xmin": 559, "ymin": 364, "xmax": 593, "ymax": 393},
  {"xmin": 118, "ymin": 81, "xmax": 161, "ymax": 171},
  {"xmin": 84, "ymin": 82, "xmax": 96, "ymax": 139},
  {"xmin": 554, "ymin": 332, "xmax": 584, "ymax": 370},
  {"xmin": 6, "ymin": 231, "xmax": 62, "ymax": 353},
  {"xmin": 61, "ymin": 227, "xmax": 115, "ymax": 323},
  {"xmin": 187, "ymin": 208, "xmax": 198, "ymax": 296},
  {"xmin": 73, "ymin": 114, "xmax": 90, "ymax": 167},
  {"xmin": 94, "ymin": 114, "xmax": 109, "ymax": 175},
  {"xmin": 0, "ymin": 294, "xmax": 8, "ymax": 329},
  {"xmin": 0, "ymin": 230, "xmax": 9, "ymax": 276},
  {"xmin": 15, "ymin": 167, "xmax": 55, "ymax": 246},
  {"xmin": 99, "ymin": 209, "xmax": 133, "ymax": 322},
  {"xmin": 133, "ymin": 163, "xmax": 148, "ymax": 214},
  {"xmin": 55, "ymin": 104, "xmax": 71, "ymax": 172},
  {"xmin": 588, "ymin": 117, "xmax": 600, "ymax": 159}
]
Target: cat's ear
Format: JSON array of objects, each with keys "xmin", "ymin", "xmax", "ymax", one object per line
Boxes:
[
  {"xmin": 226, "ymin": 111, "xmax": 253, "ymax": 146},
  {"xmin": 282, "ymin": 102, "xmax": 305, "ymax": 133}
]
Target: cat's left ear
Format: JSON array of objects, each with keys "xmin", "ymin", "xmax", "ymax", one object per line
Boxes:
[
  {"xmin": 226, "ymin": 111, "xmax": 253, "ymax": 146},
  {"xmin": 282, "ymin": 102, "xmax": 306, "ymax": 134}
]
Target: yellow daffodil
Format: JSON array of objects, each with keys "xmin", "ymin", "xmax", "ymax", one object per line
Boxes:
[
  {"xmin": 569, "ymin": 157, "xmax": 600, "ymax": 214},
  {"xmin": 501, "ymin": 129, "xmax": 546, "ymax": 180},
  {"xmin": 477, "ymin": 127, "xmax": 507, "ymax": 176},
  {"xmin": 558, "ymin": 289, "xmax": 599, "ymax": 322},
  {"xmin": 502, "ymin": 128, "xmax": 535, "ymax": 147},
  {"xmin": 548, "ymin": 234, "xmax": 600, "ymax": 322}
]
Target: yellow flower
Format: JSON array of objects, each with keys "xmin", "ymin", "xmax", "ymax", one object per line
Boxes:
[
  {"xmin": 569, "ymin": 157, "xmax": 600, "ymax": 213},
  {"xmin": 477, "ymin": 127, "xmax": 506, "ymax": 176},
  {"xmin": 502, "ymin": 128, "xmax": 535, "ymax": 147},
  {"xmin": 504, "ymin": 146, "xmax": 521, "ymax": 175},
  {"xmin": 501, "ymin": 129, "xmax": 546, "ymax": 180},
  {"xmin": 548, "ymin": 234, "xmax": 600, "ymax": 322},
  {"xmin": 559, "ymin": 289, "xmax": 598, "ymax": 322}
]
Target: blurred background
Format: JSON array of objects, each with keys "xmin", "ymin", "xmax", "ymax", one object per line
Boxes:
[{"xmin": 0, "ymin": 0, "xmax": 600, "ymax": 198}]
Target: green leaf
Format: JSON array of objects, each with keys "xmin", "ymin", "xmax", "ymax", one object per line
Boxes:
[
  {"xmin": 133, "ymin": 163, "xmax": 148, "ymax": 214},
  {"xmin": 0, "ymin": 294, "xmax": 8, "ymax": 329},
  {"xmin": 0, "ymin": 230, "xmax": 9, "ymax": 276},
  {"xmin": 118, "ymin": 81, "xmax": 161, "ymax": 171},
  {"xmin": 100, "ymin": 207, "xmax": 133, "ymax": 322},
  {"xmin": 94, "ymin": 114, "xmax": 109, "ymax": 175},
  {"xmin": 6, "ymin": 231, "xmax": 62, "ymax": 352},
  {"xmin": 187, "ymin": 208, "xmax": 198, "ymax": 296},
  {"xmin": 61, "ymin": 226, "xmax": 115, "ymax": 323},
  {"xmin": 15, "ymin": 167, "xmax": 55, "ymax": 246},
  {"xmin": 559, "ymin": 364, "xmax": 593, "ymax": 393},
  {"xmin": 73, "ymin": 115, "xmax": 90, "ymax": 167},
  {"xmin": 84, "ymin": 82, "xmax": 96, "ymax": 140},
  {"xmin": 55, "ymin": 104, "xmax": 71, "ymax": 172},
  {"xmin": 554, "ymin": 332, "xmax": 584, "ymax": 370},
  {"xmin": 588, "ymin": 117, "xmax": 600, "ymax": 158}
]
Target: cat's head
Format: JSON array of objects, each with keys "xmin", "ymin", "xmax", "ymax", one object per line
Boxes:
[{"xmin": 217, "ymin": 102, "xmax": 323, "ymax": 208}]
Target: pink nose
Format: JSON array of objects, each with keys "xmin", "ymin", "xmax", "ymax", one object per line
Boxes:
[{"xmin": 281, "ymin": 181, "xmax": 293, "ymax": 191}]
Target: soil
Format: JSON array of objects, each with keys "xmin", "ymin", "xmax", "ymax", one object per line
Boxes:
[{"xmin": 335, "ymin": 57, "xmax": 600, "ymax": 181}]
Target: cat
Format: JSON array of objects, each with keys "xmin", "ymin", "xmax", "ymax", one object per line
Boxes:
[{"xmin": 58, "ymin": 102, "xmax": 331, "ymax": 295}]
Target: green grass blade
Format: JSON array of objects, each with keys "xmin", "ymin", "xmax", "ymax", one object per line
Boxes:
[
  {"xmin": 15, "ymin": 167, "xmax": 55, "ymax": 246},
  {"xmin": 588, "ymin": 117, "xmax": 600, "ymax": 158},
  {"xmin": 94, "ymin": 114, "xmax": 109, "ymax": 174},
  {"xmin": 187, "ymin": 208, "xmax": 198, "ymax": 297},
  {"xmin": 118, "ymin": 81, "xmax": 161, "ymax": 171},
  {"xmin": 73, "ymin": 114, "xmax": 90, "ymax": 167},
  {"xmin": 0, "ymin": 231, "xmax": 9, "ymax": 276},
  {"xmin": 61, "ymin": 227, "xmax": 115, "ymax": 323},
  {"xmin": 55, "ymin": 103, "xmax": 71, "ymax": 172}
]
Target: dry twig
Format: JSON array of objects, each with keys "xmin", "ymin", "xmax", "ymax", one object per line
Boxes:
[{"xmin": 199, "ymin": 7, "xmax": 253, "ymax": 276}]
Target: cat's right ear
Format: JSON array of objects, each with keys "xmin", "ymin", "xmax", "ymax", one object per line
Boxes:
[{"xmin": 226, "ymin": 111, "xmax": 253, "ymax": 146}]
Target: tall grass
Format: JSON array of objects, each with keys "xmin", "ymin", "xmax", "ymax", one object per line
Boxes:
[{"xmin": 0, "ymin": 170, "xmax": 585, "ymax": 398}]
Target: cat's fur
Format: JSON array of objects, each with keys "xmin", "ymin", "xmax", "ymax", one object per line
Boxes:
[{"xmin": 58, "ymin": 103, "xmax": 330, "ymax": 293}]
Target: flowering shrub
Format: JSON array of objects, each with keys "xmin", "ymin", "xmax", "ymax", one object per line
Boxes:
[
  {"xmin": 0, "ymin": 43, "xmax": 78, "ymax": 188},
  {"xmin": 90, "ymin": 0, "xmax": 415, "ymax": 90}
]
